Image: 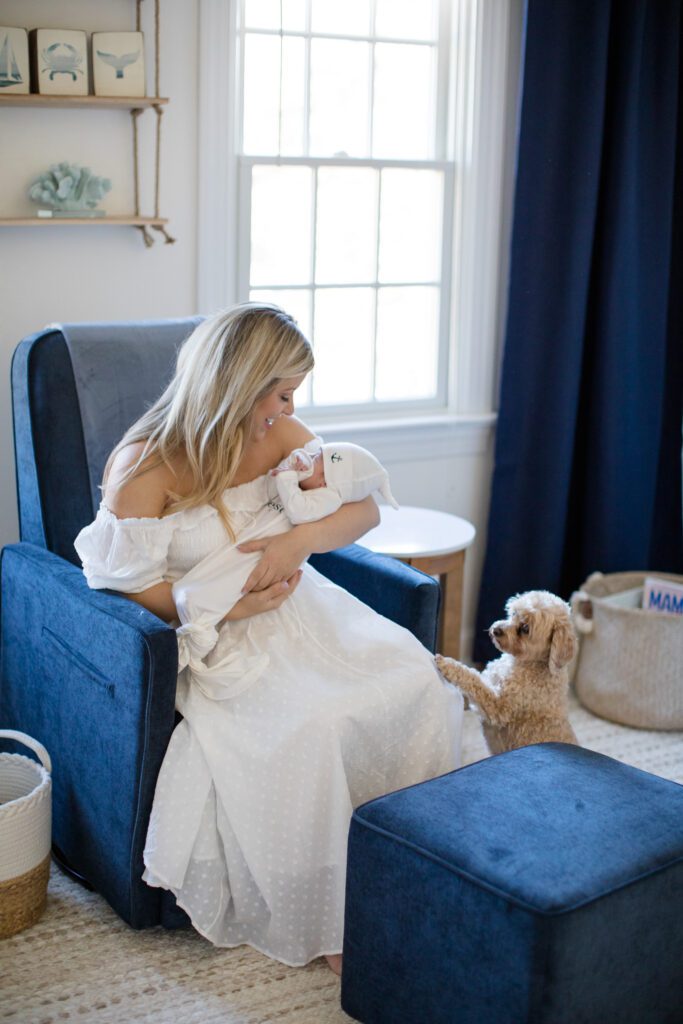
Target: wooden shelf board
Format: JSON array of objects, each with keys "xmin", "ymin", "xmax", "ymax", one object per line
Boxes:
[
  {"xmin": 0, "ymin": 95, "xmax": 169, "ymax": 109},
  {"xmin": 0, "ymin": 216, "xmax": 169, "ymax": 227}
]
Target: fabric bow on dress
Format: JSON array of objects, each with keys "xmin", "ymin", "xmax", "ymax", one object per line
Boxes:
[{"xmin": 176, "ymin": 619, "xmax": 270, "ymax": 701}]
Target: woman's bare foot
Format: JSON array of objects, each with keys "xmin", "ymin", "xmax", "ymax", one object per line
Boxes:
[{"xmin": 325, "ymin": 954, "xmax": 342, "ymax": 976}]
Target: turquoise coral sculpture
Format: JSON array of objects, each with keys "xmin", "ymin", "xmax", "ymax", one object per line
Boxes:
[{"xmin": 29, "ymin": 162, "xmax": 112, "ymax": 211}]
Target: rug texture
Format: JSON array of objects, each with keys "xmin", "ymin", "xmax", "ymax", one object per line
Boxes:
[{"xmin": 1, "ymin": 694, "xmax": 681, "ymax": 1024}]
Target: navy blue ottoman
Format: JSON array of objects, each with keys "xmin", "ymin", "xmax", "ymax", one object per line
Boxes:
[{"xmin": 341, "ymin": 744, "xmax": 683, "ymax": 1024}]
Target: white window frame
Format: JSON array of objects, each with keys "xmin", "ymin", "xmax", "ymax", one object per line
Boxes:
[{"xmin": 197, "ymin": 0, "xmax": 522, "ymax": 444}]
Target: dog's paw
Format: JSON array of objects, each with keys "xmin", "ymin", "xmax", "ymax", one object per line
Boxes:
[{"xmin": 435, "ymin": 654, "xmax": 464, "ymax": 683}]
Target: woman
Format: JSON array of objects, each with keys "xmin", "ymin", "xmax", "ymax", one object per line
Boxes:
[{"xmin": 75, "ymin": 304, "xmax": 463, "ymax": 973}]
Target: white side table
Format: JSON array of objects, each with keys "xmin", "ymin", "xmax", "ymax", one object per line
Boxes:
[{"xmin": 359, "ymin": 506, "xmax": 476, "ymax": 659}]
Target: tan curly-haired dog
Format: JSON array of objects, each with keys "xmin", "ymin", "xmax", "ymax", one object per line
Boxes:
[{"xmin": 435, "ymin": 591, "xmax": 579, "ymax": 755}]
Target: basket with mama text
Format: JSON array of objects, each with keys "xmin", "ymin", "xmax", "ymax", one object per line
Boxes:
[
  {"xmin": 571, "ymin": 571, "xmax": 683, "ymax": 730},
  {"xmin": 0, "ymin": 730, "xmax": 52, "ymax": 938}
]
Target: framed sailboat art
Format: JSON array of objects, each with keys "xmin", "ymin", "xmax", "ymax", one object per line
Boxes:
[{"xmin": 0, "ymin": 27, "xmax": 29, "ymax": 94}]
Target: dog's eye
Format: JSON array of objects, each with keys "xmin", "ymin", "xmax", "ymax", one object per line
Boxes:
[{"xmin": 517, "ymin": 623, "xmax": 530, "ymax": 636}]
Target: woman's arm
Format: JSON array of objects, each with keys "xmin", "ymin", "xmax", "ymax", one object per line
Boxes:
[
  {"xmin": 127, "ymin": 573, "xmax": 305, "ymax": 623},
  {"xmin": 104, "ymin": 443, "xmax": 303, "ymax": 623},
  {"xmin": 126, "ymin": 582, "xmax": 178, "ymax": 622},
  {"xmin": 297, "ymin": 495, "xmax": 380, "ymax": 553},
  {"xmin": 103, "ymin": 445, "xmax": 181, "ymax": 621},
  {"xmin": 238, "ymin": 496, "xmax": 379, "ymax": 593}
]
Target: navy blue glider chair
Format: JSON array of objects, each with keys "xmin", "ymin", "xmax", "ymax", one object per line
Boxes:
[{"xmin": 1, "ymin": 319, "xmax": 440, "ymax": 930}]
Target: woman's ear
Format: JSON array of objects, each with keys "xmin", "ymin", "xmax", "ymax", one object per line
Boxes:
[{"xmin": 549, "ymin": 616, "xmax": 578, "ymax": 675}]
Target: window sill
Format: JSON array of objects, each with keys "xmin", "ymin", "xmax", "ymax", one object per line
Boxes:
[{"xmin": 301, "ymin": 411, "xmax": 497, "ymax": 463}]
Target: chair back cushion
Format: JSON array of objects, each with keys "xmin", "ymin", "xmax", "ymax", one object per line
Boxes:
[{"xmin": 12, "ymin": 319, "xmax": 201, "ymax": 564}]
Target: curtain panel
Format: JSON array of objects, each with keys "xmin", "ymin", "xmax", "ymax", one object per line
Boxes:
[{"xmin": 475, "ymin": 0, "xmax": 683, "ymax": 662}]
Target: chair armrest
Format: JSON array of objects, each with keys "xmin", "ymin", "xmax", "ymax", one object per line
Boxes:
[
  {"xmin": 0, "ymin": 542, "xmax": 178, "ymax": 926},
  {"xmin": 309, "ymin": 543, "xmax": 440, "ymax": 652}
]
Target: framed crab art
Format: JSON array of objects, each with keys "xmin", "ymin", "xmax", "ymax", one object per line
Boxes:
[
  {"xmin": 29, "ymin": 28, "xmax": 89, "ymax": 96},
  {"xmin": 92, "ymin": 32, "xmax": 145, "ymax": 98}
]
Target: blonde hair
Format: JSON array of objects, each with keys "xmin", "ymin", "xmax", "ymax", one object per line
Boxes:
[{"xmin": 104, "ymin": 303, "xmax": 314, "ymax": 537}]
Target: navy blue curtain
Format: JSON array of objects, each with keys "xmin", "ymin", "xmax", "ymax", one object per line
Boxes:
[{"xmin": 474, "ymin": 0, "xmax": 683, "ymax": 662}]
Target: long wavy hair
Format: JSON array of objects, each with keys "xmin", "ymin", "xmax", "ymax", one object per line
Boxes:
[{"xmin": 103, "ymin": 303, "xmax": 314, "ymax": 537}]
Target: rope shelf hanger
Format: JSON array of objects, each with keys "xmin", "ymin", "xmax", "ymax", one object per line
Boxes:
[{"xmin": 131, "ymin": 0, "xmax": 175, "ymax": 246}]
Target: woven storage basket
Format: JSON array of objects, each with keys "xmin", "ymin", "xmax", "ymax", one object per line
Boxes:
[
  {"xmin": 571, "ymin": 571, "xmax": 683, "ymax": 730},
  {"xmin": 0, "ymin": 730, "xmax": 52, "ymax": 938}
]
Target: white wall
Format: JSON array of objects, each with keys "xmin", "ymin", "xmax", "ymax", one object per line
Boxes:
[
  {"xmin": 392, "ymin": 439, "xmax": 495, "ymax": 653},
  {"xmin": 1, "ymin": 0, "xmax": 522, "ymax": 660},
  {"xmin": 0, "ymin": 0, "xmax": 199, "ymax": 543}
]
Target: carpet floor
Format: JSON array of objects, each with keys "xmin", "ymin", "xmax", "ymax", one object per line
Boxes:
[{"xmin": 2, "ymin": 694, "xmax": 681, "ymax": 1024}]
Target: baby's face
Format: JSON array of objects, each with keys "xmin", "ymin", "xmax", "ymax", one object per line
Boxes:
[{"xmin": 300, "ymin": 452, "xmax": 326, "ymax": 490}]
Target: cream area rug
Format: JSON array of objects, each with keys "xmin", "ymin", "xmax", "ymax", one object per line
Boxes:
[{"xmin": 2, "ymin": 695, "xmax": 681, "ymax": 1024}]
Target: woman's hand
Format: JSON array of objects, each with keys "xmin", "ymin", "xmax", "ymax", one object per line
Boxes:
[
  {"xmin": 239, "ymin": 497, "xmax": 379, "ymax": 594},
  {"xmin": 238, "ymin": 530, "xmax": 310, "ymax": 593},
  {"xmin": 222, "ymin": 570, "xmax": 303, "ymax": 621}
]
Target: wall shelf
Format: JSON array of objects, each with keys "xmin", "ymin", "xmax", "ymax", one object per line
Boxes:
[
  {"xmin": 1, "ymin": 2, "xmax": 173, "ymax": 245},
  {"xmin": 0, "ymin": 216, "xmax": 168, "ymax": 227},
  {"xmin": 0, "ymin": 94, "xmax": 168, "ymax": 110}
]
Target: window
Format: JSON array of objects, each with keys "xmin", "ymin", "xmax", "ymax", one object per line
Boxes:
[
  {"xmin": 236, "ymin": 0, "xmax": 458, "ymax": 414},
  {"xmin": 198, "ymin": 0, "xmax": 519, "ymax": 422}
]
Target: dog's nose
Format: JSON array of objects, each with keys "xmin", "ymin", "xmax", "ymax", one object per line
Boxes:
[{"xmin": 491, "ymin": 626, "xmax": 504, "ymax": 638}]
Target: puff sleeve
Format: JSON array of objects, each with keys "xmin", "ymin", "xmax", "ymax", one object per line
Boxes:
[{"xmin": 74, "ymin": 505, "xmax": 176, "ymax": 593}]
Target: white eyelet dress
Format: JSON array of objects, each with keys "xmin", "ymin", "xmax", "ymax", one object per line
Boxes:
[{"xmin": 75, "ymin": 475, "xmax": 464, "ymax": 967}]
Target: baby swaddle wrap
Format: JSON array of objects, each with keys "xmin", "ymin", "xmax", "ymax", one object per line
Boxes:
[{"xmin": 172, "ymin": 507, "xmax": 288, "ymax": 700}]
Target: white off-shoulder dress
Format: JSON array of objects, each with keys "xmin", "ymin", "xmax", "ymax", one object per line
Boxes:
[{"xmin": 75, "ymin": 474, "xmax": 463, "ymax": 967}]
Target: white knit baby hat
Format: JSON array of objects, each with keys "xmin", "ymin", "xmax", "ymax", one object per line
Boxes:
[{"xmin": 321, "ymin": 443, "xmax": 399, "ymax": 508}]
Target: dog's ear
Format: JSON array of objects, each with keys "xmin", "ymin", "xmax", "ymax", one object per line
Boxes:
[{"xmin": 549, "ymin": 616, "xmax": 577, "ymax": 675}]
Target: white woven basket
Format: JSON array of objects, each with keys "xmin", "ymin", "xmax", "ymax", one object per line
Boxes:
[
  {"xmin": 571, "ymin": 571, "xmax": 683, "ymax": 730},
  {"xmin": 0, "ymin": 730, "xmax": 52, "ymax": 938}
]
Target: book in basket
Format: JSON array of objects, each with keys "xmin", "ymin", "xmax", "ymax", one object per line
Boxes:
[{"xmin": 643, "ymin": 576, "xmax": 683, "ymax": 616}]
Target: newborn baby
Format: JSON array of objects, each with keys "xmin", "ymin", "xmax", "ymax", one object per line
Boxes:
[
  {"xmin": 268, "ymin": 441, "xmax": 399, "ymax": 524},
  {"xmin": 170, "ymin": 440, "xmax": 399, "ymax": 699}
]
